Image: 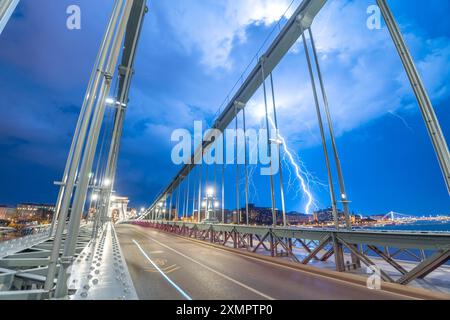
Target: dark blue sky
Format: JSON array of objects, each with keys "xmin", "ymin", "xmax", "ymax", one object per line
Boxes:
[{"xmin": 0, "ymin": 0, "xmax": 449, "ymax": 216}]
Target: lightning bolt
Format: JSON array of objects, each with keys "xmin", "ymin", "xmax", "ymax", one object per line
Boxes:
[
  {"xmin": 234, "ymin": 103, "xmax": 321, "ymax": 215},
  {"xmin": 268, "ymin": 116, "xmax": 317, "ymax": 215}
]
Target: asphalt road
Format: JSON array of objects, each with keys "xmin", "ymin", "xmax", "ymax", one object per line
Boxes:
[{"xmin": 116, "ymin": 224, "xmax": 410, "ymax": 300}]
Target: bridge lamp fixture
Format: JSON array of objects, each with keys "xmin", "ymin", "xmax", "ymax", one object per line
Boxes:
[
  {"xmin": 206, "ymin": 187, "xmax": 215, "ymax": 197},
  {"xmin": 202, "ymin": 201, "xmax": 207, "ymax": 208},
  {"xmin": 91, "ymin": 193, "xmax": 99, "ymax": 201},
  {"xmin": 105, "ymin": 98, "xmax": 115, "ymax": 105},
  {"xmin": 140, "ymin": 207, "xmax": 145, "ymax": 213},
  {"xmin": 214, "ymin": 201, "xmax": 220, "ymax": 208},
  {"xmin": 105, "ymin": 98, "xmax": 126, "ymax": 108},
  {"xmin": 103, "ymin": 178, "xmax": 112, "ymax": 187}
]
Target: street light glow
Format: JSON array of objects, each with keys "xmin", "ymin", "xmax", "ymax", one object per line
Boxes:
[{"xmin": 206, "ymin": 187, "xmax": 214, "ymax": 197}]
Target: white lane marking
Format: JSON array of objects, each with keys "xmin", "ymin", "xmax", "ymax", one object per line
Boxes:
[
  {"xmin": 140, "ymin": 233, "xmax": 275, "ymax": 300},
  {"xmin": 132, "ymin": 239, "xmax": 192, "ymax": 301}
]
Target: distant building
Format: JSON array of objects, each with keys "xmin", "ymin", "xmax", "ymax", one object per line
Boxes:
[
  {"xmin": 359, "ymin": 217, "xmax": 377, "ymax": 225},
  {"xmin": 220, "ymin": 205, "xmax": 312, "ymax": 226},
  {"xmin": 286, "ymin": 212, "xmax": 312, "ymax": 225},
  {"xmin": 16, "ymin": 203, "xmax": 55, "ymax": 222},
  {"xmin": 244, "ymin": 204, "xmax": 275, "ymax": 225},
  {"xmin": 0, "ymin": 206, "xmax": 17, "ymax": 221},
  {"xmin": 369, "ymin": 215, "xmax": 385, "ymax": 221},
  {"xmin": 314, "ymin": 208, "xmax": 334, "ymax": 223},
  {"xmin": 109, "ymin": 196, "xmax": 129, "ymax": 223},
  {"xmin": 313, "ymin": 207, "xmax": 347, "ymax": 224}
]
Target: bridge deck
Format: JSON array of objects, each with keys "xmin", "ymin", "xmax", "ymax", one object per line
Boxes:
[{"xmin": 116, "ymin": 224, "xmax": 444, "ymax": 300}]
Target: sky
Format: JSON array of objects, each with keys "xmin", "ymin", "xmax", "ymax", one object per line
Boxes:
[{"xmin": 0, "ymin": 0, "xmax": 449, "ymax": 216}]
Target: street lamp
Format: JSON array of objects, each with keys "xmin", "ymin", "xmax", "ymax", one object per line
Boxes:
[
  {"xmin": 202, "ymin": 186, "xmax": 219, "ymax": 224},
  {"xmin": 156, "ymin": 201, "xmax": 165, "ymax": 221},
  {"xmin": 103, "ymin": 178, "xmax": 112, "ymax": 187}
]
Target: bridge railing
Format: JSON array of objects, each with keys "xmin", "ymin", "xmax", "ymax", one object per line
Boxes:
[
  {"xmin": 0, "ymin": 222, "xmax": 93, "ymax": 299},
  {"xmin": 125, "ymin": 220, "xmax": 450, "ymax": 287},
  {"xmin": 0, "ymin": 226, "xmax": 51, "ymax": 259}
]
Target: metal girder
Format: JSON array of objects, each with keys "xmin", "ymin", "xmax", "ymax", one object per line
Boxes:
[
  {"xmin": 397, "ymin": 249, "xmax": 450, "ymax": 285},
  {"xmin": 140, "ymin": 221, "xmax": 450, "ymax": 251},
  {"xmin": 148, "ymin": 0, "xmax": 327, "ymax": 210},
  {"xmin": 272, "ymin": 234, "xmax": 300, "ymax": 263},
  {"xmin": 0, "ymin": 229, "xmax": 51, "ymax": 259},
  {"xmin": 7, "ymin": 251, "xmax": 52, "ymax": 259},
  {"xmin": 367, "ymin": 245, "xmax": 408, "ymax": 275},
  {"xmin": 0, "ymin": 258, "xmax": 50, "ymax": 268},
  {"xmin": 338, "ymin": 237, "xmax": 394, "ymax": 283},
  {"xmin": 116, "ymin": 0, "xmax": 146, "ymax": 103},
  {"xmin": 0, "ymin": 268, "xmax": 15, "ymax": 291},
  {"xmin": 335, "ymin": 230, "xmax": 450, "ymax": 250},
  {"xmin": 21, "ymin": 267, "xmax": 56, "ymax": 277},
  {"xmin": 252, "ymin": 232, "xmax": 271, "ymax": 253},
  {"xmin": 302, "ymin": 235, "xmax": 330, "ymax": 264},
  {"xmin": 0, "ymin": 289, "xmax": 47, "ymax": 300},
  {"xmin": 0, "ymin": 0, "xmax": 19, "ymax": 35}
]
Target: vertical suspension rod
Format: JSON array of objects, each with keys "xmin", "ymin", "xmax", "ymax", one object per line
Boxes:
[
  {"xmin": 260, "ymin": 57, "xmax": 277, "ymax": 227},
  {"xmin": 243, "ymin": 108, "xmax": 250, "ymax": 225},
  {"xmin": 269, "ymin": 73, "xmax": 287, "ymax": 227},
  {"xmin": 302, "ymin": 32, "xmax": 339, "ymax": 229},
  {"xmin": 308, "ymin": 28, "xmax": 351, "ymax": 230}
]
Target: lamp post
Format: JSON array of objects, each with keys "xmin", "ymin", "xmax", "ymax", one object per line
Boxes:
[
  {"xmin": 156, "ymin": 201, "xmax": 165, "ymax": 220},
  {"xmin": 201, "ymin": 187, "xmax": 219, "ymax": 224}
]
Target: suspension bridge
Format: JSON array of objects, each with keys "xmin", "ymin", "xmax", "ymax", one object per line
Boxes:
[
  {"xmin": 0, "ymin": 0, "xmax": 450, "ymax": 300},
  {"xmin": 382, "ymin": 212, "xmax": 415, "ymax": 221}
]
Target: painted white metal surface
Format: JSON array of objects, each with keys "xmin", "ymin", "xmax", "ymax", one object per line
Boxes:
[
  {"xmin": 68, "ymin": 222, "xmax": 137, "ymax": 300},
  {"xmin": 0, "ymin": 0, "xmax": 19, "ymax": 35},
  {"xmin": 0, "ymin": 228, "xmax": 50, "ymax": 259}
]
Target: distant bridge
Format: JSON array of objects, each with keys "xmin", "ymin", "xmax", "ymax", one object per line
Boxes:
[{"xmin": 382, "ymin": 212, "xmax": 416, "ymax": 221}]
